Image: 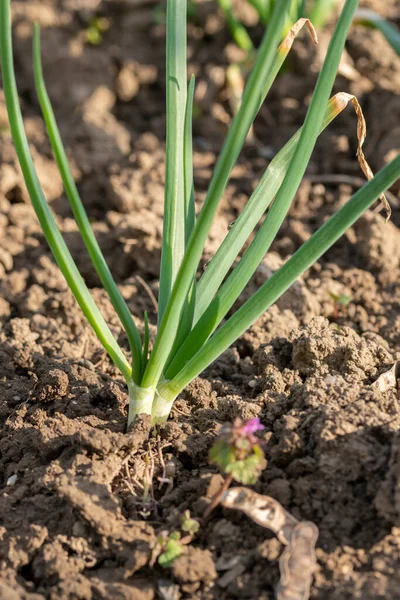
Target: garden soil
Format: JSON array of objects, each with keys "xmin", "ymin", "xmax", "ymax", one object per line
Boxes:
[{"xmin": 0, "ymin": 1, "xmax": 400, "ymax": 598}]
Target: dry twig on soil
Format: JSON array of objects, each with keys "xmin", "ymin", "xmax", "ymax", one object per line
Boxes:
[{"xmin": 222, "ymin": 487, "xmax": 319, "ymax": 600}]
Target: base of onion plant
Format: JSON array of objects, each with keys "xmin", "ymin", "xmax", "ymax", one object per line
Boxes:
[
  {"xmin": 127, "ymin": 382, "xmax": 173, "ymax": 425},
  {"xmin": 1, "ymin": 0, "xmax": 399, "ymax": 429}
]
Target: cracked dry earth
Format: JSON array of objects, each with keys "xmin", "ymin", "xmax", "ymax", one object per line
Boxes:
[{"xmin": 1, "ymin": 0, "xmax": 400, "ymax": 599}]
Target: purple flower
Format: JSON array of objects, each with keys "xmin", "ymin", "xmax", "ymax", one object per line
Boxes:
[
  {"xmin": 210, "ymin": 417, "xmax": 267, "ymax": 484},
  {"xmin": 240, "ymin": 417, "xmax": 264, "ymax": 436}
]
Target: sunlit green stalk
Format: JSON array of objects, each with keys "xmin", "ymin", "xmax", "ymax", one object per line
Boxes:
[
  {"xmin": 184, "ymin": 75, "xmax": 196, "ymax": 244},
  {"xmin": 166, "ymin": 76, "xmax": 197, "ymax": 363},
  {"xmin": 166, "ymin": 0, "xmax": 358, "ymax": 377},
  {"xmin": 142, "ymin": 0, "xmax": 294, "ymax": 389},
  {"xmin": 158, "ymin": 0, "xmax": 188, "ymax": 325},
  {"xmin": 32, "ymin": 24, "xmax": 142, "ymax": 383},
  {"xmin": 193, "ymin": 17, "xmax": 319, "ymax": 323},
  {"xmin": 175, "ymin": 16, "xmax": 318, "ymax": 349},
  {"xmin": 161, "ymin": 154, "xmax": 400, "ymax": 402},
  {"xmin": 166, "ymin": 96, "xmax": 355, "ymax": 378},
  {"xmin": 0, "ymin": 0, "xmax": 131, "ymax": 382}
]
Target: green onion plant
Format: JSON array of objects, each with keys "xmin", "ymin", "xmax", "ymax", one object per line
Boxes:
[{"xmin": 1, "ymin": 0, "xmax": 399, "ymax": 428}]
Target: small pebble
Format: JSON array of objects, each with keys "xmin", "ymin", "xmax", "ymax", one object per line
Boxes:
[{"xmin": 6, "ymin": 474, "xmax": 17, "ymax": 486}]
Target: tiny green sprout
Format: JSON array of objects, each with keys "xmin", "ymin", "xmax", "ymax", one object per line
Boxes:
[
  {"xmin": 181, "ymin": 510, "xmax": 200, "ymax": 536},
  {"xmin": 329, "ymin": 292, "xmax": 352, "ymax": 307},
  {"xmin": 329, "ymin": 291, "xmax": 352, "ymax": 321},
  {"xmin": 157, "ymin": 531, "xmax": 184, "ymax": 568},
  {"xmin": 210, "ymin": 417, "xmax": 267, "ymax": 485},
  {"xmin": 157, "ymin": 511, "xmax": 199, "ymax": 567},
  {"xmin": 86, "ymin": 17, "xmax": 110, "ymax": 46}
]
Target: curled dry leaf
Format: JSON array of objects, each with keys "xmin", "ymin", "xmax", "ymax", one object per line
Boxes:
[
  {"xmin": 221, "ymin": 487, "xmax": 319, "ymax": 600},
  {"xmin": 278, "ymin": 19, "xmax": 319, "ymax": 54},
  {"xmin": 229, "ymin": 19, "xmax": 390, "ymax": 220},
  {"xmin": 331, "ymin": 93, "xmax": 391, "ymax": 220},
  {"xmin": 280, "ymin": 27, "xmax": 392, "ymax": 221},
  {"xmin": 371, "ymin": 361, "xmax": 400, "ymax": 392}
]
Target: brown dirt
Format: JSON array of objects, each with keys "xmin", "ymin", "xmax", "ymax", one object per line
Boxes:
[{"xmin": 0, "ymin": 0, "xmax": 400, "ymax": 598}]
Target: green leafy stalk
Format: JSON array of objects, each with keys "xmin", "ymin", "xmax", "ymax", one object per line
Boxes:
[
  {"xmin": 166, "ymin": 95, "xmax": 357, "ymax": 378},
  {"xmin": 175, "ymin": 17, "xmax": 318, "ymax": 355},
  {"xmin": 0, "ymin": 0, "xmax": 131, "ymax": 381},
  {"xmin": 166, "ymin": 76, "xmax": 197, "ymax": 362},
  {"xmin": 142, "ymin": 0, "xmax": 294, "ymax": 389},
  {"xmin": 158, "ymin": 0, "xmax": 188, "ymax": 325},
  {"xmin": 142, "ymin": 311, "xmax": 150, "ymax": 376},
  {"xmin": 200, "ymin": 0, "xmax": 359, "ymax": 333},
  {"xmin": 32, "ymin": 24, "xmax": 142, "ymax": 383},
  {"xmin": 161, "ymin": 154, "xmax": 400, "ymax": 401},
  {"xmin": 193, "ymin": 18, "xmax": 319, "ymax": 323},
  {"xmin": 166, "ymin": 0, "xmax": 359, "ymax": 378},
  {"xmin": 184, "ymin": 74, "xmax": 196, "ymax": 244}
]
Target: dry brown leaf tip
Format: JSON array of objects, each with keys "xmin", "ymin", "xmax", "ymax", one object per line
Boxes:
[
  {"xmin": 331, "ymin": 92, "xmax": 391, "ymax": 220},
  {"xmin": 279, "ymin": 19, "xmax": 319, "ymax": 54}
]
